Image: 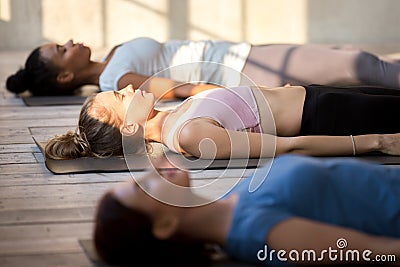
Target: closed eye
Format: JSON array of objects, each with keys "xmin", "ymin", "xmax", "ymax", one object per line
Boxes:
[
  {"xmin": 56, "ymin": 45, "xmax": 66, "ymax": 54},
  {"xmin": 113, "ymin": 91, "xmax": 125, "ymax": 101}
]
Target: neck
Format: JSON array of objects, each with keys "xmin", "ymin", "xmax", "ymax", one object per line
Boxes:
[
  {"xmin": 74, "ymin": 61, "xmax": 106, "ymax": 86},
  {"xmin": 177, "ymin": 194, "xmax": 237, "ymax": 245},
  {"xmin": 144, "ymin": 109, "xmax": 171, "ymax": 142}
]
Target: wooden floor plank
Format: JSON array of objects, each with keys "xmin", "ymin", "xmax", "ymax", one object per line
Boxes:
[
  {"xmin": 0, "ymin": 207, "xmax": 95, "ymax": 225},
  {"xmin": 0, "ymin": 118, "xmax": 78, "ymax": 128},
  {"xmin": 0, "ymin": 152, "xmax": 37, "ymax": 164},
  {"xmin": 0, "ymin": 172, "xmax": 133, "ymax": 187},
  {"xmin": 0, "ymin": 163, "xmax": 50, "ymax": 174},
  {"xmin": 0, "ymin": 252, "xmax": 92, "ymax": 267},
  {"xmin": 0, "ymin": 135, "xmax": 36, "ymax": 145},
  {"xmin": 29, "ymin": 126, "xmax": 77, "ymax": 136},
  {"xmin": 0, "ymin": 237, "xmax": 87, "ymax": 256},
  {"xmin": 0, "ymin": 127, "xmax": 30, "ymax": 135},
  {"xmin": 0, "ymin": 144, "xmax": 40, "ymax": 153},
  {"xmin": 0, "ymin": 222, "xmax": 93, "ymax": 240},
  {"xmin": 0, "ymin": 128, "xmax": 35, "ymax": 144},
  {"xmin": 0, "ymin": 106, "xmax": 80, "ymax": 120}
]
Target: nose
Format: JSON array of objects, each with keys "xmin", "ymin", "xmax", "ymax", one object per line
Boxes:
[
  {"xmin": 120, "ymin": 84, "xmax": 135, "ymax": 95},
  {"xmin": 63, "ymin": 39, "xmax": 74, "ymax": 48},
  {"xmin": 126, "ymin": 84, "xmax": 135, "ymax": 94}
]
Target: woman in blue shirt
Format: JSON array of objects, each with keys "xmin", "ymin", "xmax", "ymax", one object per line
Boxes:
[{"xmin": 94, "ymin": 155, "xmax": 400, "ymax": 266}]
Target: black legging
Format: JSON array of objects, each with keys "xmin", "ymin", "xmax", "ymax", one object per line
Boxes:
[{"xmin": 300, "ymin": 84, "xmax": 400, "ymax": 135}]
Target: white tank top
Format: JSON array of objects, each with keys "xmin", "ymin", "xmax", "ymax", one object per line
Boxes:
[{"xmin": 99, "ymin": 37, "xmax": 251, "ymax": 91}]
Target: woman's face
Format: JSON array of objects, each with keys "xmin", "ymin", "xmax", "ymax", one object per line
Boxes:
[
  {"xmin": 40, "ymin": 39, "xmax": 91, "ymax": 75},
  {"xmin": 112, "ymin": 163, "xmax": 191, "ymax": 216},
  {"xmin": 92, "ymin": 85, "xmax": 155, "ymax": 128}
]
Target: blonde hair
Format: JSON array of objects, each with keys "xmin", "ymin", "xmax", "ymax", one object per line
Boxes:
[{"xmin": 45, "ymin": 94, "xmax": 124, "ymax": 160}]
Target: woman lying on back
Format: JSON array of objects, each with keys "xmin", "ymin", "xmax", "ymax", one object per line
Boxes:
[
  {"xmin": 45, "ymin": 83, "xmax": 400, "ymax": 160},
  {"xmin": 7, "ymin": 37, "xmax": 400, "ymax": 98},
  {"xmin": 94, "ymin": 154, "xmax": 400, "ymax": 266}
]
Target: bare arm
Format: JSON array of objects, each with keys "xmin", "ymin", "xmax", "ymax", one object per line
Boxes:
[
  {"xmin": 267, "ymin": 217, "xmax": 400, "ymax": 265},
  {"xmin": 118, "ymin": 73, "xmax": 220, "ymax": 99},
  {"xmin": 178, "ymin": 121, "xmax": 400, "ymax": 159}
]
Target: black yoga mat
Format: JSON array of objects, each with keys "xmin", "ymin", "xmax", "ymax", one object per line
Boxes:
[
  {"xmin": 21, "ymin": 86, "xmax": 184, "ymax": 107},
  {"xmin": 35, "ymin": 136, "xmax": 400, "ymax": 175},
  {"xmin": 34, "ymin": 137, "xmax": 270, "ymax": 174},
  {"xmin": 22, "ymin": 95, "xmax": 88, "ymax": 106},
  {"xmin": 21, "ymin": 86, "xmax": 99, "ymax": 106}
]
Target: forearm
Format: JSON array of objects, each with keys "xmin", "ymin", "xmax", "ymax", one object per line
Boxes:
[
  {"xmin": 223, "ymin": 133, "xmax": 380, "ymax": 158},
  {"xmin": 277, "ymin": 134, "xmax": 381, "ymax": 156},
  {"xmin": 173, "ymin": 83, "xmax": 221, "ymax": 98},
  {"xmin": 146, "ymin": 77, "xmax": 219, "ymax": 98}
]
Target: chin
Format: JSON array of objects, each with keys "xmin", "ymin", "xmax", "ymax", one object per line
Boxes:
[{"xmin": 84, "ymin": 46, "xmax": 92, "ymax": 59}]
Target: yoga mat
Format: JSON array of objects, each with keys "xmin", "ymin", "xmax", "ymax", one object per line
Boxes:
[
  {"xmin": 22, "ymin": 95, "xmax": 88, "ymax": 106},
  {"xmin": 34, "ymin": 137, "xmax": 400, "ymax": 175},
  {"xmin": 21, "ymin": 86, "xmax": 99, "ymax": 106},
  {"xmin": 22, "ymin": 89, "xmax": 183, "ymax": 107},
  {"xmin": 79, "ymin": 239, "xmax": 257, "ymax": 267},
  {"xmin": 34, "ymin": 137, "xmax": 270, "ymax": 174}
]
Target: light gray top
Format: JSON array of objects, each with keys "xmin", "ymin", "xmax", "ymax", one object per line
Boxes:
[{"xmin": 99, "ymin": 37, "xmax": 251, "ymax": 91}]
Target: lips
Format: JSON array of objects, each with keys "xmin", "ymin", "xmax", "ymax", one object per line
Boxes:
[
  {"xmin": 72, "ymin": 42, "xmax": 84, "ymax": 49},
  {"xmin": 135, "ymin": 89, "xmax": 144, "ymax": 96}
]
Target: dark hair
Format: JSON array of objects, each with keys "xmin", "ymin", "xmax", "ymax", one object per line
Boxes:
[
  {"xmin": 45, "ymin": 95, "xmax": 124, "ymax": 159},
  {"xmin": 6, "ymin": 47, "xmax": 76, "ymax": 96},
  {"xmin": 94, "ymin": 192, "xmax": 211, "ymax": 266}
]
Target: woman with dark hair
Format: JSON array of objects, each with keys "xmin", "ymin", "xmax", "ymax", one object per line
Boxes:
[
  {"xmin": 6, "ymin": 48, "xmax": 71, "ymax": 96},
  {"xmin": 95, "ymin": 191, "xmax": 212, "ymax": 267},
  {"xmin": 94, "ymin": 154, "xmax": 400, "ymax": 266},
  {"xmin": 45, "ymin": 83, "xmax": 400, "ymax": 160},
  {"xmin": 7, "ymin": 37, "xmax": 400, "ymax": 97}
]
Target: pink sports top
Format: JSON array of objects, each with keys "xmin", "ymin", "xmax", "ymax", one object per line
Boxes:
[{"xmin": 164, "ymin": 86, "xmax": 261, "ymax": 153}]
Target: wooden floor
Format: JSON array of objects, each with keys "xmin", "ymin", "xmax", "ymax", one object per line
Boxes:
[{"xmin": 0, "ymin": 50, "xmax": 257, "ymax": 267}]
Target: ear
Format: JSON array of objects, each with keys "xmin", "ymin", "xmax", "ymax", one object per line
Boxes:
[
  {"xmin": 56, "ymin": 71, "xmax": 74, "ymax": 84},
  {"xmin": 120, "ymin": 122, "xmax": 139, "ymax": 136},
  {"xmin": 152, "ymin": 216, "xmax": 179, "ymax": 240}
]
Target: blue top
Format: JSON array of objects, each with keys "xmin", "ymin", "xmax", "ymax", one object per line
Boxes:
[{"xmin": 224, "ymin": 155, "xmax": 400, "ymax": 266}]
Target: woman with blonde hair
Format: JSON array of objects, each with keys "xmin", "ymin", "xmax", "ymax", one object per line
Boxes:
[{"xmin": 45, "ymin": 83, "xmax": 400, "ymax": 160}]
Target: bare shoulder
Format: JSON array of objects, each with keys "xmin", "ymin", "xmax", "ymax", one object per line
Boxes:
[
  {"xmin": 180, "ymin": 118, "xmax": 221, "ymax": 140},
  {"xmin": 177, "ymin": 118, "xmax": 225, "ymax": 158}
]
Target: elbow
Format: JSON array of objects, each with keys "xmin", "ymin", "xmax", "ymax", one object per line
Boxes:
[
  {"xmin": 275, "ymin": 137, "xmax": 300, "ymax": 156},
  {"xmin": 178, "ymin": 126, "xmax": 202, "ymax": 158},
  {"xmin": 178, "ymin": 126, "xmax": 218, "ymax": 159}
]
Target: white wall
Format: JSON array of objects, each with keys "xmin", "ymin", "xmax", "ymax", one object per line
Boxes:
[{"xmin": 1, "ymin": 0, "xmax": 400, "ymax": 51}]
